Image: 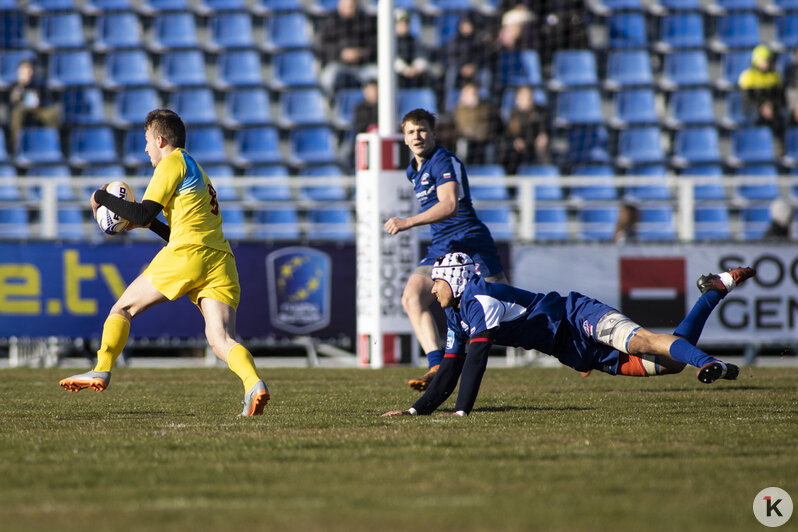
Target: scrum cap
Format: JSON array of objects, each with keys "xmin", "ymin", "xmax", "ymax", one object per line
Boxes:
[{"xmin": 431, "ymin": 252, "xmax": 477, "ymax": 299}]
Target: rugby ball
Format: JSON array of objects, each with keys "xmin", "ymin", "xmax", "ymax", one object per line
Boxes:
[{"xmin": 95, "ymin": 181, "xmax": 135, "ymax": 235}]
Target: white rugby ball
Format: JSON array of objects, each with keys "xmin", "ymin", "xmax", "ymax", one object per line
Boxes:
[{"xmin": 95, "ymin": 181, "xmax": 135, "ymax": 235}]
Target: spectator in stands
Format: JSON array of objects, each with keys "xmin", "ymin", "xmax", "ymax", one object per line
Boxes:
[
  {"xmin": 353, "ymin": 79, "xmax": 378, "ymax": 135},
  {"xmin": 443, "ymin": 13, "xmax": 493, "ymax": 96},
  {"xmin": 8, "ymin": 59, "xmax": 60, "ymax": 153},
  {"xmin": 738, "ymin": 45, "xmax": 784, "ymax": 135},
  {"xmin": 498, "ymin": 85, "xmax": 549, "ymax": 173},
  {"xmin": 536, "ymin": 0, "xmax": 589, "ymax": 69},
  {"xmin": 317, "ymin": 0, "xmax": 378, "ymax": 95},
  {"xmin": 487, "ymin": 5, "xmax": 538, "ymax": 93},
  {"xmin": 784, "ymin": 48, "xmax": 798, "ymax": 124},
  {"xmin": 764, "ymin": 198, "xmax": 793, "ymax": 240},
  {"xmin": 614, "ymin": 203, "xmax": 640, "ymax": 244},
  {"xmin": 394, "ymin": 9, "xmax": 435, "ymax": 89},
  {"xmin": 453, "ymin": 82, "xmax": 503, "ymax": 164}
]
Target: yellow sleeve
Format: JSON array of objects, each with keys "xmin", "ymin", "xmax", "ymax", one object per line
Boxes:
[
  {"xmin": 738, "ymin": 69, "xmax": 753, "ymax": 89},
  {"xmin": 143, "ymin": 153, "xmax": 184, "ymax": 206}
]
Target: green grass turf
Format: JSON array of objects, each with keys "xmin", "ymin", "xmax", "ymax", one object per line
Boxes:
[{"xmin": 1, "ymin": 366, "xmax": 796, "ymax": 532}]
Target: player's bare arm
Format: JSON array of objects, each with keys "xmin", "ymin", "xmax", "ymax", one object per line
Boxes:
[{"xmin": 384, "ymin": 181, "xmax": 459, "ymax": 235}]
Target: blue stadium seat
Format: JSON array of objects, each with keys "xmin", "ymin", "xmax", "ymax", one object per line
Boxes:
[
  {"xmin": 608, "ymin": 13, "xmax": 648, "ymax": 49},
  {"xmin": 62, "ymin": 88, "xmax": 106, "ymax": 125},
  {"xmin": 637, "ymin": 204, "xmax": 676, "ymax": 240},
  {"xmin": 782, "ymin": 126, "xmax": 798, "ymax": 168},
  {"xmin": 554, "ymin": 89, "xmax": 604, "ymax": 127},
  {"xmin": 137, "ymin": 0, "xmax": 191, "ymax": 14},
  {"xmin": 206, "ymin": 12, "xmax": 255, "ymax": 52},
  {"xmin": 149, "ymin": 12, "xmax": 199, "ymax": 52},
  {"xmin": 517, "ymin": 164, "xmax": 563, "ymax": 201},
  {"xmin": 711, "ymin": 13, "xmax": 760, "ymax": 52},
  {"xmin": 159, "ymin": 50, "xmax": 208, "ymax": 90},
  {"xmin": 122, "ymin": 130, "xmax": 150, "ymax": 168},
  {"xmin": 735, "ymin": 164, "xmax": 779, "ymax": 200},
  {"xmin": 196, "ymin": 0, "xmax": 248, "ymax": 14},
  {"xmin": 468, "ymin": 164, "xmax": 509, "ymax": 201},
  {"xmin": 169, "ymin": 88, "xmax": 217, "ymax": 125},
  {"xmin": 566, "ymin": 126, "xmax": 611, "ymax": 164},
  {"xmin": 774, "ymin": 14, "xmax": 798, "ymax": 50},
  {"xmin": 114, "ymin": 88, "xmax": 160, "ymax": 128},
  {"xmin": 186, "ymin": 126, "xmax": 229, "ymax": 165},
  {"xmin": 223, "ymin": 88, "xmax": 274, "ymax": 128},
  {"xmin": 0, "ymin": 11, "xmax": 28, "ymax": 48},
  {"xmin": 80, "ymin": 164, "xmax": 125, "ymax": 199},
  {"xmin": 719, "ymin": 90, "xmax": 749, "ymax": 129},
  {"xmin": 0, "ymin": 50, "xmax": 35, "ymax": 90},
  {"xmin": 534, "ymin": 206, "xmax": 569, "ymax": 241},
  {"xmin": 682, "ymin": 164, "xmax": 727, "ymax": 200},
  {"xmin": 233, "ymin": 127, "xmax": 282, "ymax": 166},
  {"xmin": 623, "ymin": 167, "xmax": 672, "ymax": 201},
  {"xmin": 308, "ymin": 206, "xmax": 355, "ymax": 241},
  {"xmin": 0, "ymin": 130, "xmax": 6, "ymax": 164},
  {"xmin": 772, "ymin": 0, "xmax": 798, "ymax": 10},
  {"xmin": 656, "ymin": 0, "xmax": 702, "ymax": 10},
  {"xmin": 616, "ymin": 127, "xmax": 665, "ymax": 168},
  {"xmin": 664, "ymin": 89, "xmax": 715, "ymax": 128},
  {"xmin": 27, "ymin": 164, "xmax": 75, "ymax": 201},
  {"xmin": 475, "ymin": 207, "xmax": 514, "ymax": 241},
  {"xmin": 740, "ymin": 204, "xmax": 771, "ymax": 239},
  {"xmin": 656, "ymin": 13, "xmax": 705, "ymax": 51},
  {"xmin": 57, "ymin": 206, "xmax": 86, "ymax": 240},
  {"xmin": 433, "ymin": 13, "xmax": 462, "ymax": 47},
  {"xmin": 16, "ymin": 127, "xmax": 64, "ymax": 167},
  {"xmin": 47, "ymin": 51, "xmax": 95, "ymax": 89},
  {"xmin": 604, "ymin": 50, "xmax": 653, "ymax": 90},
  {"xmin": 37, "ymin": 13, "xmax": 85, "ymax": 52},
  {"xmin": 578, "ymin": 206, "xmax": 618, "ymax": 241},
  {"xmin": 252, "ymin": 206, "xmax": 301, "ymax": 240},
  {"xmin": 69, "ymin": 126, "xmax": 118, "ymax": 167},
  {"xmin": 83, "ymin": 0, "xmax": 134, "ymax": 13},
  {"xmin": 278, "ymin": 89, "xmax": 329, "ymax": 128},
  {"xmin": 199, "ymin": 164, "xmax": 237, "ymax": 201},
  {"xmin": 694, "ymin": 204, "xmax": 731, "ymax": 241},
  {"xmin": 549, "ymin": 50, "xmax": 598, "ymax": 90},
  {"xmin": 660, "ymin": 50, "xmax": 710, "ymax": 89},
  {"xmin": 0, "ymin": 165, "xmax": 20, "ymax": 202},
  {"xmin": 298, "ymin": 164, "xmax": 347, "ymax": 200},
  {"xmin": 270, "ymin": 50, "xmax": 319, "ymax": 91},
  {"xmin": 729, "ymin": 126, "xmax": 776, "ymax": 166},
  {"xmin": 611, "ymin": 89, "xmax": 659, "ymax": 128},
  {"xmin": 244, "ymin": 164, "xmax": 293, "ymax": 201},
  {"xmin": 94, "ymin": 13, "xmax": 143, "ymax": 52},
  {"xmin": 332, "ymin": 88, "xmax": 365, "ymax": 128},
  {"xmin": 594, "ymin": 0, "xmax": 644, "ymax": 12},
  {"xmin": 103, "ymin": 50, "xmax": 153, "ymax": 90},
  {"xmin": 251, "ymin": 0, "xmax": 304, "ymax": 14},
  {"xmin": 398, "ymin": 88, "xmax": 438, "ymax": 119},
  {"xmin": 215, "ymin": 50, "xmax": 264, "ymax": 89},
  {"xmin": 671, "ymin": 127, "xmax": 721, "ymax": 167},
  {"xmin": 262, "ymin": 11, "xmax": 313, "ymax": 52},
  {"xmin": 570, "ymin": 164, "xmax": 617, "ymax": 200},
  {"xmin": 221, "ymin": 205, "xmax": 247, "ymax": 239},
  {"xmin": 0, "ymin": 206, "xmax": 30, "ymax": 239},
  {"xmin": 716, "ymin": 51, "xmax": 750, "ymax": 90},
  {"xmin": 495, "ymin": 50, "xmax": 543, "ymax": 88}
]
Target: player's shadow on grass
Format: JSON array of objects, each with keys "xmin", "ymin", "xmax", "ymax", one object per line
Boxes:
[{"xmin": 473, "ymin": 405, "xmax": 594, "ymax": 413}]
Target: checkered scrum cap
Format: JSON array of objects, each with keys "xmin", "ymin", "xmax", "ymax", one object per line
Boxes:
[{"xmin": 431, "ymin": 252, "xmax": 477, "ymax": 299}]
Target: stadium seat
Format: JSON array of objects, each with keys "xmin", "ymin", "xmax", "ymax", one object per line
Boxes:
[
  {"xmin": 570, "ymin": 164, "xmax": 617, "ymax": 201},
  {"xmin": 158, "ymin": 50, "xmax": 208, "ymax": 90},
  {"xmin": 604, "ymin": 50, "xmax": 653, "ymax": 90},
  {"xmin": 0, "ymin": 50, "xmax": 35, "ymax": 90},
  {"xmin": 774, "ymin": 14, "xmax": 798, "ymax": 51},
  {"xmin": 636, "ymin": 204, "xmax": 676, "ymax": 241},
  {"xmin": 694, "ymin": 204, "xmax": 731, "ymax": 241},
  {"xmin": 616, "ymin": 127, "xmax": 665, "ymax": 168},
  {"xmin": 244, "ymin": 164, "xmax": 293, "ymax": 201},
  {"xmin": 0, "ymin": 165, "xmax": 21, "ymax": 202},
  {"xmin": 278, "ymin": 89, "xmax": 330, "ymax": 128},
  {"xmin": 80, "ymin": 164, "xmax": 125, "ymax": 198},
  {"xmin": 308, "ymin": 206, "xmax": 355, "ymax": 241},
  {"xmin": 103, "ymin": 50, "xmax": 153, "ymax": 90},
  {"xmin": 26, "ymin": 164, "xmax": 75, "ymax": 201},
  {"xmin": 62, "ymin": 88, "xmax": 106, "ymax": 126},
  {"xmin": 711, "ymin": 13, "xmax": 760, "ymax": 52},
  {"xmin": 215, "ymin": 50, "xmax": 264, "ymax": 90},
  {"xmin": 728, "ymin": 127, "xmax": 776, "ymax": 166},
  {"xmin": 298, "ymin": 164, "xmax": 347, "ymax": 200},
  {"xmin": 716, "ymin": 51, "xmax": 751, "ymax": 91},
  {"xmin": 554, "ymin": 89, "xmax": 604, "ymax": 128},
  {"xmin": 593, "ymin": 0, "xmax": 644, "ymax": 13},
  {"xmin": 149, "ymin": 12, "xmax": 199, "ymax": 52},
  {"xmin": 114, "ymin": 88, "xmax": 161, "ymax": 128},
  {"xmin": 469, "ymin": 165, "xmax": 509, "ymax": 201},
  {"xmin": 671, "ymin": 127, "xmax": 721, "ymax": 167},
  {"xmin": 740, "ymin": 204, "xmax": 771, "ymax": 239},
  {"xmin": 137, "ymin": 0, "xmax": 191, "ymax": 14},
  {"xmin": 251, "ymin": 206, "xmax": 301, "ymax": 240},
  {"xmin": 47, "ymin": 51, "xmax": 96, "ymax": 89},
  {"xmin": 289, "ymin": 127, "xmax": 339, "ymax": 167},
  {"xmin": 534, "ymin": 206, "xmax": 569, "ymax": 241},
  {"xmin": 0, "ymin": 206, "xmax": 30, "ymax": 239},
  {"xmin": 169, "ymin": 88, "xmax": 217, "ymax": 125},
  {"xmin": 664, "ymin": 89, "xmax": 716, "ymax": 128},
  {"xmin": 251, "ymin": 0, "xmax": 304, "ymax": 14},
  {"xmin": 656, "ymin": 13, "xmax": 705, "ymax": 52},
  {"xmin": 332, "ymin": 88, "xmax": 365, "ymax": 128},
  {"xmin": 221, "ymin": 204, "xmax": 247, "ymax": 239},
  {"xmin": 660, "ymin": 50, "xmax": 710, "ymax": 90},
  {"xmin": 186, "ymin": 126, "xmax": 229, "ymax": 165},
  {"xmin": 433, "ymin": 13, "xmax": 463, "ymax": 47},
  {"xmin": 69, "ymin": 126, "xmax": 118, "ymax": 167},
  {"xmin": 578, "ymin": 206, "xmax": 619, "ymax": 241},
  {"xmin": 623, "ymin": 169, "xmax": 672, "ymax": 202},
  {"xmin": 495, "ymin": 50, "xmax": 543, "ymax": 88},
  {"xmin": 0, "ymin": 11, "xmax": 28, "ymax": 49},
  {"xmin": 233, "ymin": 127, "xmax": 282, "ymax": 166},
  {"xmin": 84, "ymin": 0, "xmax": 134, "ymax": 13},
  {"xmin": 782, "ymin": 126, "xmax": 798, "ymax": 168},
  {"xmin": 57, "ymin": 206, "xmax": 86, "ymax": 240},
  {"xmin": 0, "ymin": 130, "xmax": 6, "ymax": 164},
  {"xmin": 682, "ymin": 164, "xmax": 727, "ymax": 200},
  {"xmin": 200, "ymin": 164, "xmax": 237, "ymax": 201},
  {"xmin": 719, "ymin": 90, "xmax": 749, "ymax": 129},
  {"xmin": 196, "ymin": 0, "xmax": 248, "ymax": 14},
  {"xmin": 608, "ymin": 13, "xmax": 648, "ymax": 49},
  {"xmin": 475, "ymin": 207, "xmax": 514, "ymax": 241},
  {"xmin": 206, "ymin": 12, "xmax": 255, "ymax": 52},
  {"xmin": 16, "ymin": 127, "xmax": 64, "ymax": 167},
  {"xmin": 223, "ymin": 88, "xmax": 274, "ymax": 128},
  {"xmin": 37, "ymin": 12, "xmax": 85, "ymax": 52},
  {"xmin": 735, "ymin": 164, "xmax": 779, "ymax": 200},
  {"xmin": 610, "ymin": 89, "xmax": 659, "ymax": 128},
  {"xmin": 517, "ymin": 164, "xmax": 563, "ymax": 201},
  {"xmin": 398, "ymin": 88, "xmax": 438, "ymax": 119},
  {"xmin": 122, "ymin": 130, "xmax": 150, "ymax": 168},
  {"xmin": 270, "ymin": 50, "xmax": 319, "ymax": 90},
  {"xmin": 565, "ymin": 126, "xmax": 611, "ymax": 164},
  {"xmin": 262, "ymin": 11, "xmax": 313, "ymax": 52},
  {"xmin": 93, "ymin": 13, "xmax": 143, "ymax": 52},
  {"xmin": 549, "ymin": 50, "xmax": 598, "ymax": 90}
]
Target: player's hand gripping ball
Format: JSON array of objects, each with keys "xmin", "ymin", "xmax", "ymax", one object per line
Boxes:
[{"xmin": 95, "ymin": 181, "xmax": 135, "ymax": 235}]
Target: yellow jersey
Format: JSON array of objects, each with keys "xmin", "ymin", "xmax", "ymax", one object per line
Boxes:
[{"xmin": 142, "ymin": 148, "xmax": 232, "ymax": 254}]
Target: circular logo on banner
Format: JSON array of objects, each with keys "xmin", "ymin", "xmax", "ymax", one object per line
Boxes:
[{"xmin": 753, "ymin": 487, "xmax": 793, "ymax": 528}]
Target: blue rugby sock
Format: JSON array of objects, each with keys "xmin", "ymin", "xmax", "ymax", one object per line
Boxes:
[
  {"xmin": 426, "ymin": 349, "xmax": 443, "ymax": 368},
  {"xmin": 669, "ymin": 338, "xmax": 717, "ymax": 369},
  {"xmin": 672, "ymin": 291, "xmax": 722, "ymax": 345}
]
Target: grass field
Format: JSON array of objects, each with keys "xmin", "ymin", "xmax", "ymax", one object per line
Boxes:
[{"xmin": 1, "ymin": 365, "xmax": 796, "ymax": 532}]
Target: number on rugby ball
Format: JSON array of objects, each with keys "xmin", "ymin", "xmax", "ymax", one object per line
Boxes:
[{"xmin": 95, "ymin": 181, "xmax": 135, "ymax": 235}]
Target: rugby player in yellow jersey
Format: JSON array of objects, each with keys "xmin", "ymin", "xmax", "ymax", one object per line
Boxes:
[{"xmin": 59, "ymin": 109, "xmax": 270, "ymax": 416}]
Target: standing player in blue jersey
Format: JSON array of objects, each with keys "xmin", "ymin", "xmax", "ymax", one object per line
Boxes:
[
  {"xmin": 384, "ymin": 109, "xmax": 508, "ymax": 391},
  {"xmin": 382, "ymin": 252, "xmax": 755, "ymax": 417}
]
